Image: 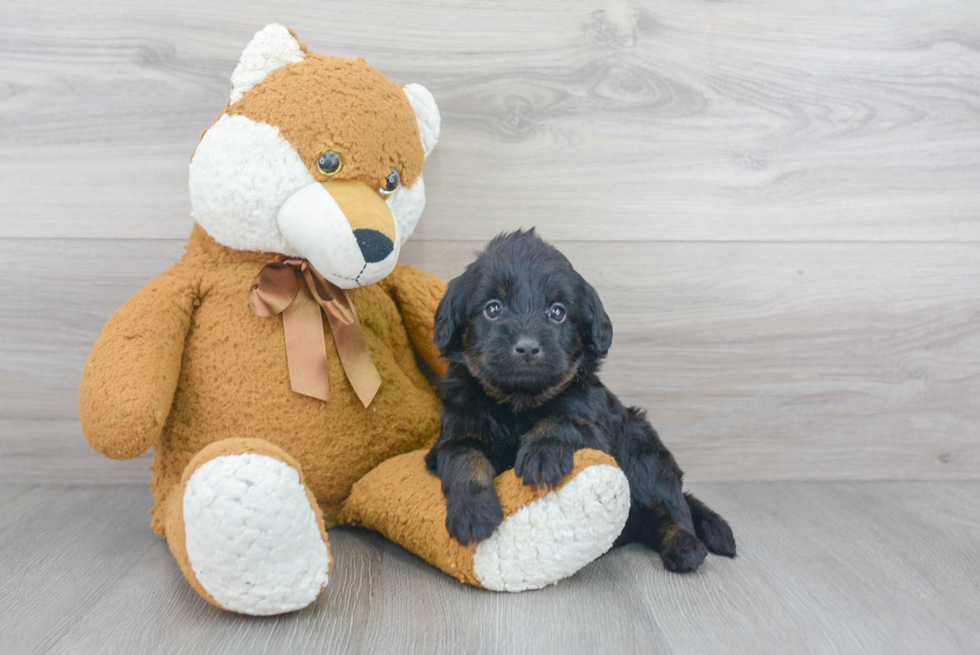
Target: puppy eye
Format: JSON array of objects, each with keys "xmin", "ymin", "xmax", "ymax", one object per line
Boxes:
[
  {"xmin": 380, "ymin": 168, "xmax": 400, "ymax": 196},
  {"xmin": 548, "ymin": 303, "xmax": 567, "ymax": 323},
  {"xmin": 484, "ymin": 300, "xmax": 503, "ymax": 320},
  {"xmin": 317, "ymin": 151, "xmax": 343, "ymax": 177}
]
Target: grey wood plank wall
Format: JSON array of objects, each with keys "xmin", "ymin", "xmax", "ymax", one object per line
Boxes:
[{"xmin": 1, "ymin": 1, "xmax": 978, "ymax": 483}]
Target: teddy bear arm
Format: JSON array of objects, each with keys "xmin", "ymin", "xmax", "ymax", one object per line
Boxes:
[
  {"xmin": 79, "ymin": 265, "xmax": 199, "ymax": 460},
  {"xmin": 385, "ymin": 263, "xmax": 448, "ymax": 377}
]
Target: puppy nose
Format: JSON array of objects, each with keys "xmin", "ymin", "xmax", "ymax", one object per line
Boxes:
[
  {"xmin": 354, "ymin": 229, "xmax": 394, "ymax": 263},
  {"xmin": 513, "ymin": 337, "xmax": 542, "ymax": 362}
]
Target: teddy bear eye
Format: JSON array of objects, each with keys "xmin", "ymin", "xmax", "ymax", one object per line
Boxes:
[
  {"xmin": 548, "ymin": 303, "xmax": 567, "ymax": 323},
  {"xmin": 484, "ymin": 300, "xmax": 503, "ymax": 320},
  {"xmin": 380, "ymin": 168, "xmax": 400, "ymax": 196},
  {"xmin": 317, "ymin": 151, "xmax": 342, "ymax": 176}
]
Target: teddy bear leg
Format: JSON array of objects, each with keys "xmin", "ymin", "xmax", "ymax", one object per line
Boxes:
[
  {"xmin": 341, "ymin": 448, "xmax": 631, "ymax": 591},
  {"xmin": 162, "ymin": 438, "xmax": 331, "ymax": 615}
]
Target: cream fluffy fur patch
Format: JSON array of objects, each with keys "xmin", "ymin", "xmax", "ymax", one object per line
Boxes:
[
  {"xmin": 403, "ymin": 83, "xmax": 440, "ymax": 158},
  {"xmin": 230, "ymin": 25, "xmax": 305, "ymax": 104},
  {"xmin": 473, "ymin": 463, "xmax": 631, "ymax": 592},
  {"xmin": 189, "ymin": 111, "xmax": 428, "ymax": 287},
  {"xmin": 386, "ymin": 174, "xmax": 426, "ymax": 248},
  {"xmin": 189, "ymin": 113, "xmax": 313, "ymax": 256},
  {"xmin": 275, "ymin": 181, "xmax": 389, "ymax": 288},
  {"xmin": 183, "ymin": 453, "xmax": 330, "ymax": 615}
]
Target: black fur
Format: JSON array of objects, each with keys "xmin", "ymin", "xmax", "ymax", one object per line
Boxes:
[{"xmin": 425, "ymin": 229, "xmax": 736, "ymax": 571}]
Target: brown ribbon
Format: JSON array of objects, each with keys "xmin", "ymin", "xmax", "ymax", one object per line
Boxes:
[{"xmin": 249, "ymin": 259, "xmax": 381, "ymax": 407}]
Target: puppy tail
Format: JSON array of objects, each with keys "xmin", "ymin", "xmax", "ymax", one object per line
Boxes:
[{"xmin": 683, "ymin": 492, "xmax": 737, "ymax": 558}]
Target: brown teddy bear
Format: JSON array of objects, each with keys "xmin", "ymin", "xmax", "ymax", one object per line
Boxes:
[{"xmin": 79, "ymin": 24, "xmax": 631, "ymax": 615}]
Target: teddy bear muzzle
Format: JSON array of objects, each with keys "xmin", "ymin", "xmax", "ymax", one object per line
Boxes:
[{"xmin": 277, "ymin": 178, "xmax": 399, "ymax": 289}]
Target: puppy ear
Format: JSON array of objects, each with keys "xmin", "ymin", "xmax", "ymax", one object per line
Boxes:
[
  {"xmin": 434, "ymin": 272, "xmax": 473, "ymax": 354},
  {"xmin": 581, "ymin": 278, "xmax": 613, "ymax": 357}
]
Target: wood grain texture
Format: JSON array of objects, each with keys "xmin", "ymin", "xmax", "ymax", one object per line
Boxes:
[
  {"xmin": 2, "ymin": 481, "xmax": 978, "ymax": 654},
  {"xmin": 0, "ymin": 485, "xmax": 158, "ymax": 655},
  {"xmin": 0, "ymin": 420, "xmax": 153, "ymax": 484},
  {"xmin": 1, "ymin": 1, "xmax": 978, "ymax": 484},
  {"xmin": 1, "ymin": 1, "xmax": 979, "ymax": 241},
  {"xmin": 2, "ymin": 237, "xmax": 977, "ymax": 483}
]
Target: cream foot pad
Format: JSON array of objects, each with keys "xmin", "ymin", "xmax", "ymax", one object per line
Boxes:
[
  {"xmin": 473, "ymin": 462, "xmax": 631, "ymax": 591},
  {"xmin": 182, "ymin": 453, "xmax": 330, "ymax": 615}
]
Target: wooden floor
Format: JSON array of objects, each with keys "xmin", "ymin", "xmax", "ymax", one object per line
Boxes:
[{"xmin": 3, "ymin": 481, "xmax": 978, "ymax": 655}]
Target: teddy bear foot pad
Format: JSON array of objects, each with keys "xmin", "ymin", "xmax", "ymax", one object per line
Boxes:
[
  {"xmin": 472, "ymin": 462, "xmax": 631, "ymax": 592},
  {"xmin": 182, "ymin": 452, "xmax": 331, "ymax": 615}
]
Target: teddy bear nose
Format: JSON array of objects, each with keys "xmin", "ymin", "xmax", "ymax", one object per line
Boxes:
[{"xmin": 354, "ymin": 229, "xmax": 394, "ymax": 263}]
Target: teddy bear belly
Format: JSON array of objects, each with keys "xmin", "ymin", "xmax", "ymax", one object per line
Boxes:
[{"xmin": 150, "ymin": 292, "xmax": 442, "ymax": 529}]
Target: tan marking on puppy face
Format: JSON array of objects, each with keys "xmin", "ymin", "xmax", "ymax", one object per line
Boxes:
[
  {"xmin": 461, "ymin": 326, "xmax": 476, "ymax": 352},
  {"xmin": 464, "ymin": 351, "xmax": 483, "ymax": 380},
  {"xmin": 226, "ymin": 54, "xmax": 424, "ymax": 191},
  {"xmin": 473, "ymin": 356, "xmax": 583, "ymax": 411}
]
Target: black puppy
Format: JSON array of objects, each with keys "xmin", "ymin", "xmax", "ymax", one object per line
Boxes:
[{"xmin": 425, "ymin": 230, "xmax": 736, "ymax": 572}]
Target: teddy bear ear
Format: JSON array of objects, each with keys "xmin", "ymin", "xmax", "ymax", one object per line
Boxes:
[
  {"xmin": 403, "ymin": 83, "xmax": 441, "ymax": 158},
  {"xmin": 229, "ymin": 24, "xmax": 307, "ymax": 104}
]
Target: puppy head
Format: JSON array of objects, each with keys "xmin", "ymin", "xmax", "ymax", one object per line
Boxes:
[{"xmin": 435, "ymin": 229, "xmax": 612, "ymax": 407}]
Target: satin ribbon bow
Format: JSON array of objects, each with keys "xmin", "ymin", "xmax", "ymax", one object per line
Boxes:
[{"xmin": 248, "ymin": 259, "xmax": 381, "ymax": 407}]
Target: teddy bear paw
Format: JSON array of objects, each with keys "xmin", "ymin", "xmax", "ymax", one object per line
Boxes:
[
  {"xmin": 181, "ymin": 452, "xmax": 331, "ymax": 615},
  {"xmin": 472, "ymin": 462, "xmax": 631, "ymax": 592}
]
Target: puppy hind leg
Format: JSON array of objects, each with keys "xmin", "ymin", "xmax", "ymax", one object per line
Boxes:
[
  {"xmin": 617, "ymin": 408, "xmax": 707, "ymax": 572},
  {"xmin": 616, "ymin": 504, "xmax": 707, "ymax": 573},
  {"xmin": 684, "ymin": 492, "xmax": 737, "ymax": 557}
]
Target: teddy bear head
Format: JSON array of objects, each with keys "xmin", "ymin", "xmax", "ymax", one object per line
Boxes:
[{"xmin": 188, "ymin": 24, "xmax": 440, "ymax": 288}]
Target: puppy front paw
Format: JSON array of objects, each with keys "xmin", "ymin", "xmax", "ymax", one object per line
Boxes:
[
  {"xmin": 446, "ymin": 487, "xmax": 504, "ymax": 545},
  {"xmin": 515, "ymin": 439, "xmax": 574, "ymax": 488}
]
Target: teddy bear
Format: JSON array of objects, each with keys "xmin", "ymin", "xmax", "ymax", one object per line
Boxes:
[{"xmin": 79, "ymin": 24, "xmax": 632, "ymax": 615}]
